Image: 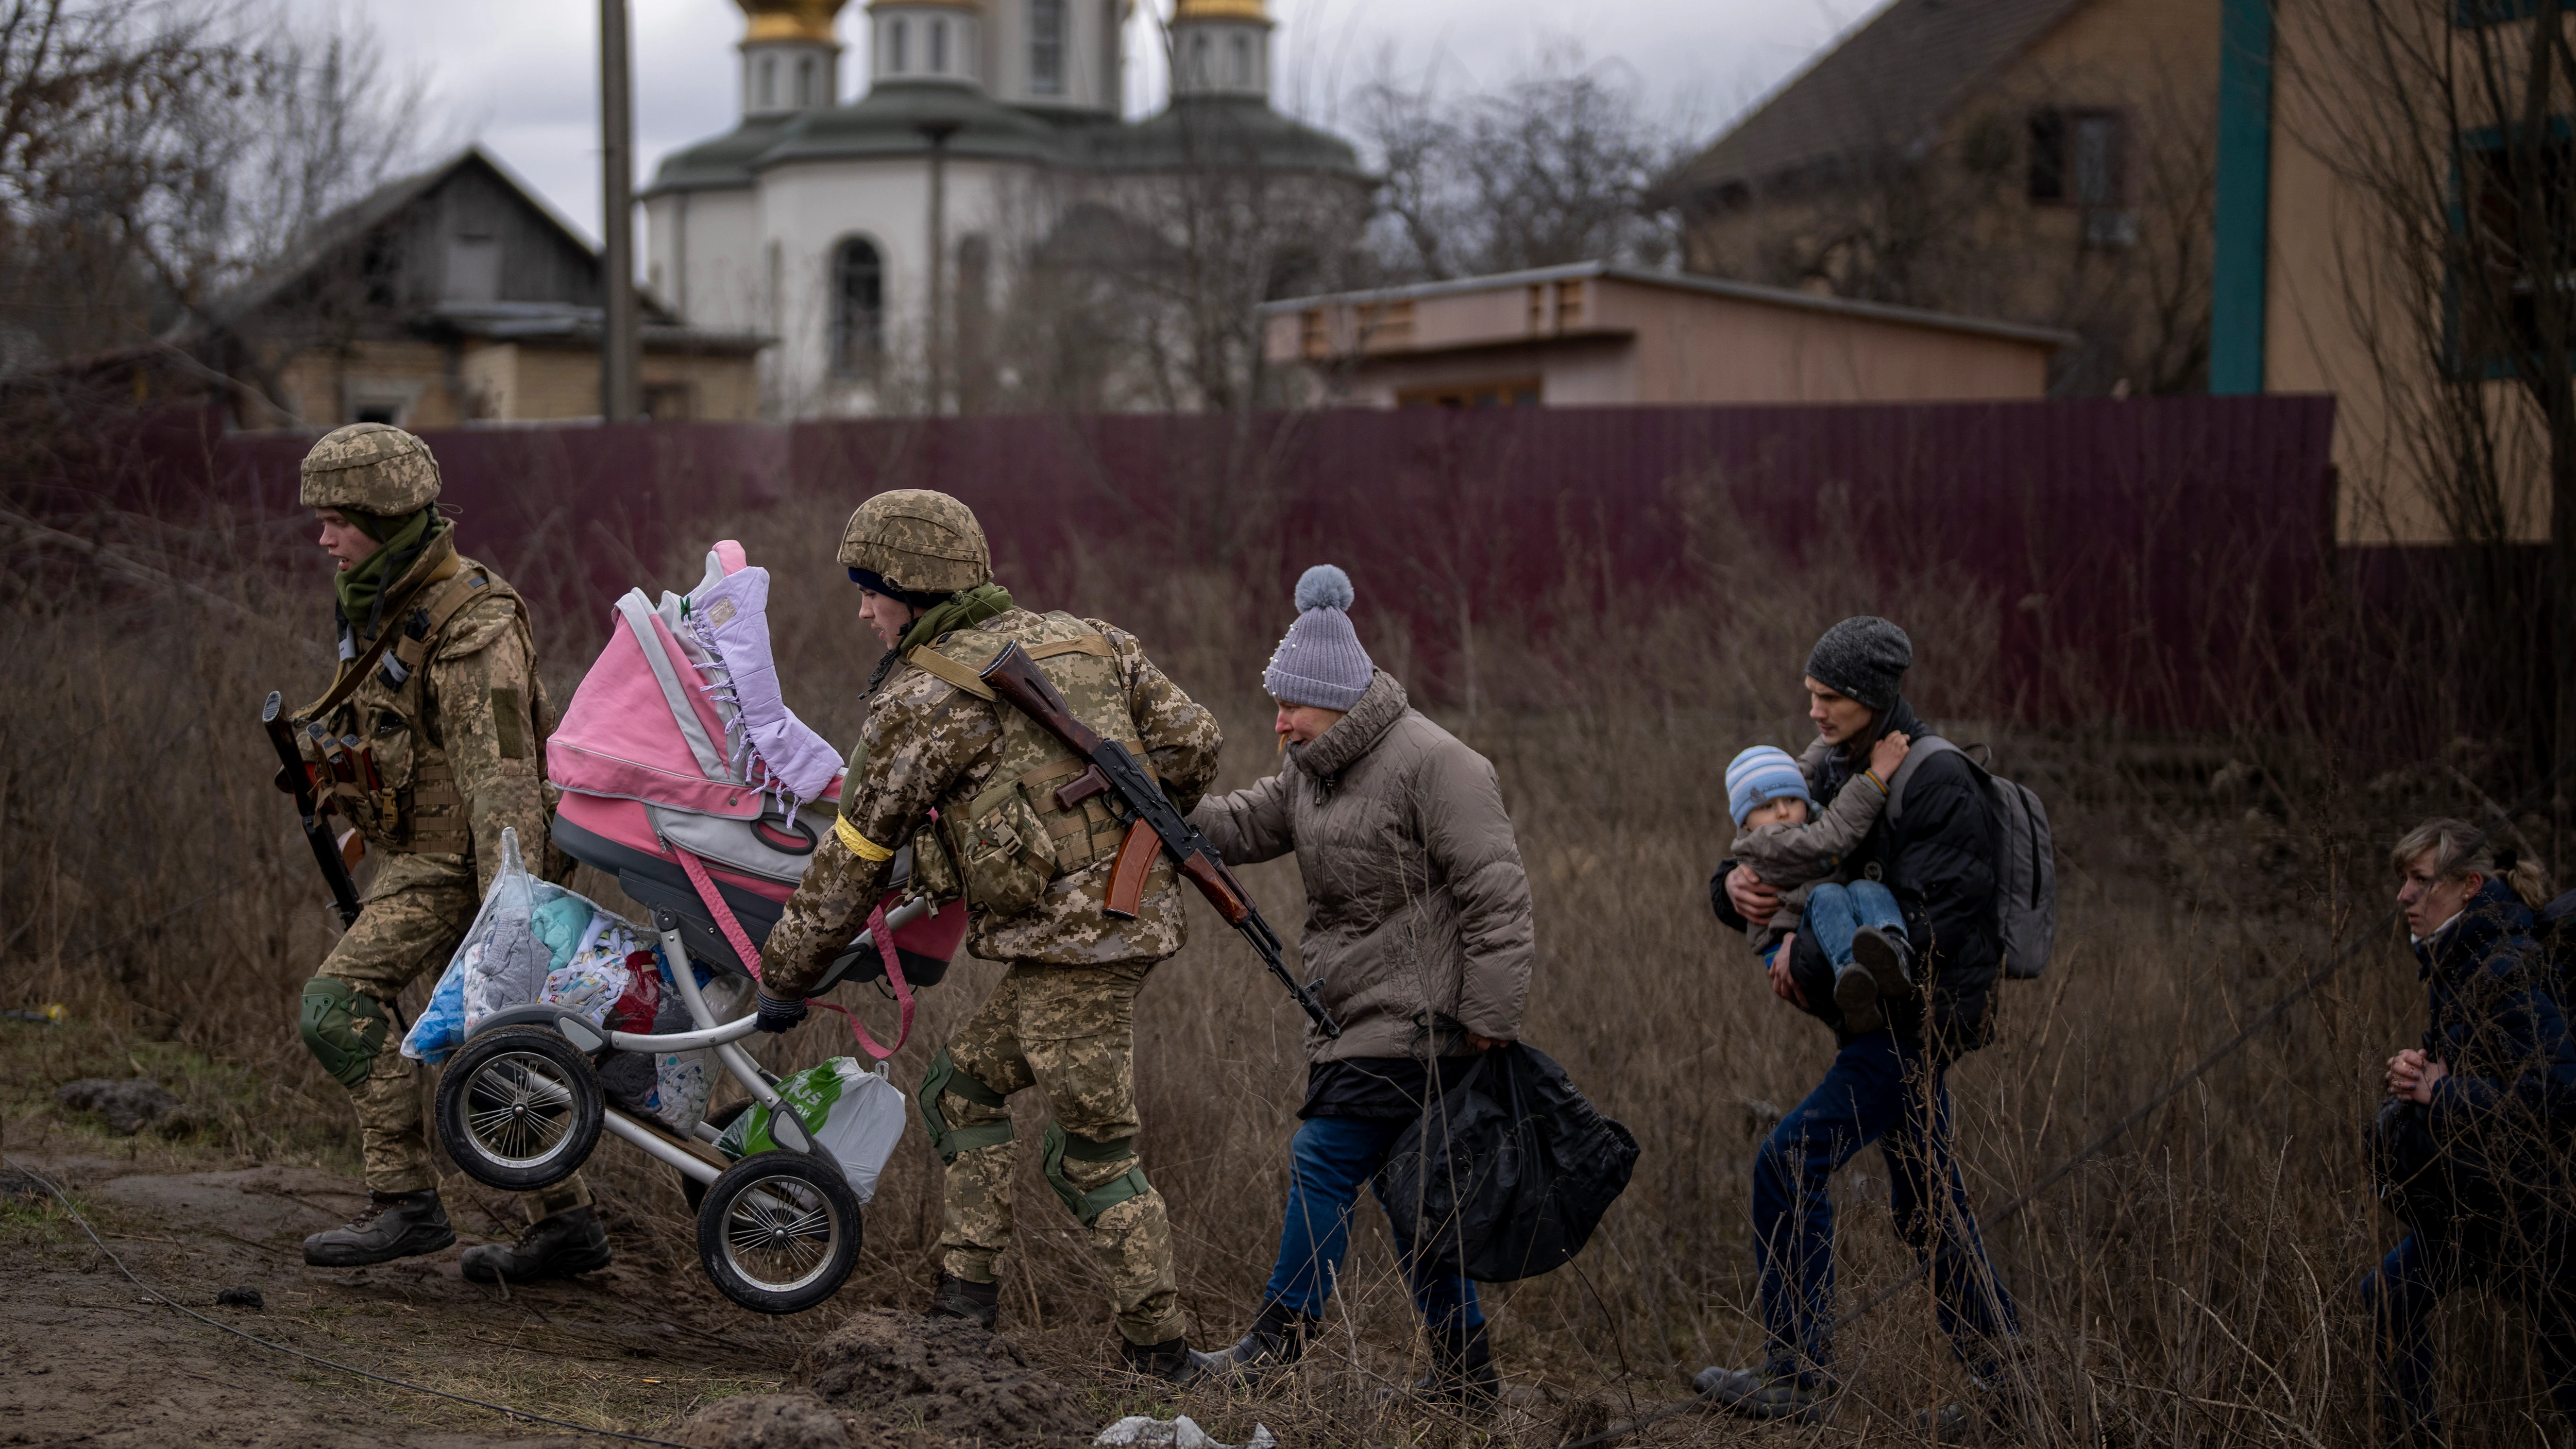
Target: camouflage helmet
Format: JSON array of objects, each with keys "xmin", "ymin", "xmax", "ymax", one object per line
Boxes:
[
  {"xmin": 299, "ymin": 423, "xmax": 441, "ymax": 514},
  {"xmin": 838, "ymin": 489, "xmax": 991, "ymax": 595}
]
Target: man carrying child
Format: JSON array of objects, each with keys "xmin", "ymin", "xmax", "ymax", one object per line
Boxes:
[{"xmin": 1702, "ymin": 616, "xmax": 2024, "ymax": 1429}]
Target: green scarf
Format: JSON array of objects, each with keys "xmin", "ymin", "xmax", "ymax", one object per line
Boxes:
[
  {"xmin": 332, "ymin": 508, "xmax": 446, "ymax": 638},
  {"xmin": 899, "ymin": 582, "xmax": 1015, "ymax": 653}
]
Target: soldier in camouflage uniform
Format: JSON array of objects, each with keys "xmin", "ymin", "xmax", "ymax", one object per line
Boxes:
[
  {"xmin": 291, "ymin": 424, "xmax": 608, "ymax": 1282},
  {"xmin": 757, "ymin": 490, "xmax": 1225, "ymax": 1383}
]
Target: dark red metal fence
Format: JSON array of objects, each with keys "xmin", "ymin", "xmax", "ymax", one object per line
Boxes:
[{"xmin": 99, "ymin": 397, "xmax": 2338, "ymax": 729}]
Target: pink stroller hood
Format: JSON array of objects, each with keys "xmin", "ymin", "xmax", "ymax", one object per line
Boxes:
[{"xmin": 550, "ymin": 551, "xmax": 773, "ymax": 821}]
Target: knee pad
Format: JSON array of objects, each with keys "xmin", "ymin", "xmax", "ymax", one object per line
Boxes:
[
  {"xmin": 300, "ymin": 978, "xmax": 389, "ymax": 1089},
  {"xmin": 919, "ymin": 1049, "xmax": 1013, "ymax": 1164},
  {"xmin": 1041, "ymin": 1121, "xmax": 1148, "ymax": 1227}
]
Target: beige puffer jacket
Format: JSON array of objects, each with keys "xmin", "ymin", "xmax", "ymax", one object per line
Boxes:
[{"xmin": 1189, "ymin": 670, "xmax": 1535, "ymax": 1061}]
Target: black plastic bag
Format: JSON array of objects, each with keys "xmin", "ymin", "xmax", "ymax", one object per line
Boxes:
[
  {"xmin": 1376, "ymin": 1042, "xmax": 1639, "ymax": 1283},
  {"xmin": 2367, "ymin": 1097, "xmax": 2512, "ymax": 1241}
]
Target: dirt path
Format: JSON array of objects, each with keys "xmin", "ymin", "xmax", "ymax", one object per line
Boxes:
[{"xmin": 0, "ymin": 1152, "xmax": 779, "ymax": 1448}]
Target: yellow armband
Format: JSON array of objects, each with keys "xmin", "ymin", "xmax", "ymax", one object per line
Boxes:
[{"xmin": 834, "ymin": 815, "xmax": 895, "ymax": 862}]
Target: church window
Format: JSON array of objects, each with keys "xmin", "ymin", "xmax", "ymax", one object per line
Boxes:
[
  {"xmin": 931, "ymin": 18, "xmax": 949, "ymax": 73},
  {"xmin": 759, "ymin": 56, "xmax": 777, "ymax": 108},
  {"xmin": 1030, "ymin": 0, "xmax": 1064, "ymax": 94},
  {"xmin": 798, "ymin": 56, "xmax": 816, "ymax": 106},
  {"xmin": 1229, "ymin": 33, "xmax": 1251, "ymax": 88},
  {"xmin": 831, "ymin": 238, "xmax": 885, "ymax": 375},
  {"xmin": 890, "ymin": 19, "xmax": 908, "ymax": 73},
  {"xmin": 1189, "ymin": 32, "xmax": 1209, "ymax": 88}
]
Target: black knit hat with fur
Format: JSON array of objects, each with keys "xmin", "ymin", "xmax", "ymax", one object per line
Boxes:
[{"xmin": 1805, "ymin": 616, "xmax": 1913, "ymax": 712}]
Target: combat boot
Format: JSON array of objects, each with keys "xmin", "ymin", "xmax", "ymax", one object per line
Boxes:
[
  {"xmin": 1212, "ymin": 1298, "xmax": 1318, "ymax": 1386},
  {"xmin": 302, "ymin": 1189, "xmax": 455, "ymax": 1268},
  {"xmin": 1120, "ymin": 1335, "xmax": 1219, "ymax": 1387},
  {"xmin": 460, "ymin": 1205, "xmax": 612, "ymax": 1284},
  {"xmin": 925, "ymin": 1272, "xmax": 1000, "ymax": 1330}
]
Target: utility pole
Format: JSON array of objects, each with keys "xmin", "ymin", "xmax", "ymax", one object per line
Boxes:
[
  {"xmin": 916, "ymin": 118, "xmax": 962, "ymax": 415},
  {"xmin": 599, "ymin": 0, "xmax": 640, "ymax": 422}
]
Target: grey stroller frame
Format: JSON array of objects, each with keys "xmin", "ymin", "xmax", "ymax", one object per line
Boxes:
[{"xmin": 431, "ymin": 886, "xmax": 931, "ymax": 1315}]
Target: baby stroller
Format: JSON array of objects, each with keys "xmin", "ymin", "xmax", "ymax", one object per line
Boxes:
[{"xmin": 427, "ymin": 541, "xmax": 963, "ymax": 1314}]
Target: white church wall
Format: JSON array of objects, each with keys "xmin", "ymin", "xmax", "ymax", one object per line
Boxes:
[
  {"xmin": 645, "ymin": 189, "xmax": 767, "ymax": 334},
  {"xmin": 758, "ymin": 155, "xmax": 1033, "ymax": 415}
]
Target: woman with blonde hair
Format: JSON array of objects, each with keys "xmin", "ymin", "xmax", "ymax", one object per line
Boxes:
[{"xmin": 2364, "ymin": 819, "xmax": 2576, "ymax": 1444}]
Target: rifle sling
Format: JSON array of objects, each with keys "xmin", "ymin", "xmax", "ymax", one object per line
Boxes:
[
  {"xmin": 905, "ymin": 632, "xmax": 1110, "ymax": 702},
  {"xmin": 294, "ymin": 538, "xmax": 464, "ymax": 723}
]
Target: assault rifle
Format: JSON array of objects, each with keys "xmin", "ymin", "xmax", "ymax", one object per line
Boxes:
[
  {"xmin": 263, "ymin": 691, "xmax": 364, "ymax": 928},
  {"xmin": 979, "ymin": 642, "xmax": 1341, "ymax": 1038}
]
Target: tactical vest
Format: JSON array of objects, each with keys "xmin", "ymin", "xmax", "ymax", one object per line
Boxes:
[
  {"xmin": 903, "ymin": 611, "xmax": 1155, "ymax": 919},
  {"xmin": 297, "ymin": 555, "xmax": 544, "ymax": 858}
]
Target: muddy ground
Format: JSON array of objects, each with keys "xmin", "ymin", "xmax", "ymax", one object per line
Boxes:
[{"xmin": 0, "ymin": 1020, "xmax": 1644, "ymax": 1449}]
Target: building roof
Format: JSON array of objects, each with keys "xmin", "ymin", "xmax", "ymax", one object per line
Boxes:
[
  {"xmin": 1653, "ymin": 0, "xmax": 2088, "ymax": 206},
  {"xmin": 1260, "ymin": 261, "xmax": 2079, "ymax": 350},
  {"xmin": 428, "ymin": 301, "xmax": 767, "ymax": 355},
  {"xmin": 1081, "ymin": 96, "xmax": 1366, "ymax": 178},
  {"xmin": 643, "ymin": 116, "xmax": 800, "ymax": 196},
  {"xmin": 750, "ymin": 80, "xmax": 1072, "ymax": 169}
]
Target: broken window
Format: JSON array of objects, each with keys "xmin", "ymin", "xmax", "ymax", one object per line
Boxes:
[{"xmin": 2028, "ymin": 109, "xmax": 2124, "ymax": 206}]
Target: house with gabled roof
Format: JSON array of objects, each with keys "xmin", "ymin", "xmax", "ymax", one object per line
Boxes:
[
  {"xmin": 1653, "ymin": 0, "xmax": 2221, "ymax": 396},
  {"xmin": 196, "ymin": 147, "xmax": 766, "ymax": 430}
]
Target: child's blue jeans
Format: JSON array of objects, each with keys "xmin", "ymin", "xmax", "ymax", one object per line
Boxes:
[
  {"xmin": 1260, "ymin": 1115, "xmax": 1484, "ymax": 1335},
  {"xmin": 1802, "ymin": 880, "xmax": 1904, "ymax": 968}
]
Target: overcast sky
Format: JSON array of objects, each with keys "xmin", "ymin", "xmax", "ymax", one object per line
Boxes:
[{"xmin": 328, "ymin": 0, "xmax": 1874, "ymax": 248}]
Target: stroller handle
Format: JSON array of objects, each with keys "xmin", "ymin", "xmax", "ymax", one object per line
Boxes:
[{"xmin": 603, "ymin": 895, "xmax": 938, "ymax": 1053}]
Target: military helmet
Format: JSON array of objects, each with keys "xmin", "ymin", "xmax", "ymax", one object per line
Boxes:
[
  {"xmin": 299, "ymin": 423, "xmax": 441, "ymax": 514},
  {"xmin": 838, "ymin": 489, "xmax": 991, "ymax": 595}
]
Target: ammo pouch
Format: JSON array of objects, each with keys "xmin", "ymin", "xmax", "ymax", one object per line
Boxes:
[
  {"xmin": 906, "ymin": 819, "xmax": 963, "ymax": 904},
  {"xmin": 947, "ymin": 779, "xmax": 1059, "ymax": 917},
  {"xmin": 1042, "ymin": 1121, "xmax": 1147, "ymax": 1226}
]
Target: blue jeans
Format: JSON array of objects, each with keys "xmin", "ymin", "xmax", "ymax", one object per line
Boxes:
[
  {"xmin": 1751, "ymin": 1031, "xmax": 2020, "ymax": 1384},
  {"xmin": 1262, "ymin": 1116, "xmax": 1484, "ymax": 1335},
  {"xmin": 2363, "ymin": 1228, "xmax": 2576, "ymax": 1427},
  {"xmin": 1803, "ymin": 880, "xmax": 1904, "ymax": 969}
]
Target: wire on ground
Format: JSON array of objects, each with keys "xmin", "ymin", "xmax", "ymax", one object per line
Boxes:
[{"xmin": 10, "ymin": 1164, "xmax": 691, "ymax": 1448}]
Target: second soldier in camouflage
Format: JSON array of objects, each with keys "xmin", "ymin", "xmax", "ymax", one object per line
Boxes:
[{"xmin": 758, "ymin": 489, "xmax": 1224, "ymax": 1383}]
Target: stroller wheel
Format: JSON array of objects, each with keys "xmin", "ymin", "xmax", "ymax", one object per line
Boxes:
[
  {"xmin": 697, "ymin": 1151, "xmax": 861, "ymax": 1314},
  {"xmin": 435, "ymin": 1026, "xmax": 604, "ymax": 1190}
]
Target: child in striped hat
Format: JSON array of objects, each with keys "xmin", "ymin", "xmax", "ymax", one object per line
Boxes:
[{"xmin": 1725, "ymin": 731, "xmax": 1913, "ymax": 1034}]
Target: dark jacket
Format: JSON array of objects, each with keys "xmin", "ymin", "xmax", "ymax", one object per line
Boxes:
[
  {"xmin": 1713, "ymin": 698, "xmax": 2001, "ymax": 1051},
  {"xmin": 2413, "ymin": 878, "xmax": 2576, "ymax": 1204}
]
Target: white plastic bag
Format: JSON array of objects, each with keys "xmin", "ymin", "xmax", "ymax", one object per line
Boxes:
[
  {"xmin": 400, "ymin": 828, "xmax": 646, "ymax": 1063},
  {"xmin": 715, "ymin": 1056, "xmax": 909, "ymax": 1204}
]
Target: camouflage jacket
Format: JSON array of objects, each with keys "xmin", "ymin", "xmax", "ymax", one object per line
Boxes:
[
  {"xmin": 303, "ymin": 545, "xmax": 556, "ymax": 901},
  {"xmin": 761, "ymin": 607, "xmax": 1223, "ymax": 997}
]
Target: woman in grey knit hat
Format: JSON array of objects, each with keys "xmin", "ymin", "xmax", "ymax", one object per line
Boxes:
[{"xmin": 1187, "ymin": 565, "xmax": 1536, "ymax": 1408}]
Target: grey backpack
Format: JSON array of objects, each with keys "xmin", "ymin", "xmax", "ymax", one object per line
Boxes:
[{"xmin": 1884, "ymin": 737, "xmax": 2057, "ymax": 980}]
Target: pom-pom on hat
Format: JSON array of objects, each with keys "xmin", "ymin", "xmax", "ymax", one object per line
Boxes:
[
  {"xmin": 1727, "ymin": 746, "xmax": 1813, "ymax": 828},
  {"xmin": 1264, "ymin": 564, "xmax": 1374, "ymax": 711}
]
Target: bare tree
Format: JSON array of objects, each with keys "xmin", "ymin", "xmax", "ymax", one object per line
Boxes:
[
  {"xmin": 1, "ymin": 0, "xmax": 419, "ymax": 437},
  {"xmin": 1355, "ymin": 48, "xmax": 1689, "ymax": 282},
  {"xmin": 2284, "ymin": 0, "xmax": 2576, "ymax": 771}
]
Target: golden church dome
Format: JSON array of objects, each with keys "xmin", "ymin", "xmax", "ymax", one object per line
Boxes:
[
  {"xmin": 737, "ymin": 0, "xmax": 848, "ymax": 44},
  {"xmin": 1171, "ymin": 0, "xmax": 1270, "ymax": 21}
]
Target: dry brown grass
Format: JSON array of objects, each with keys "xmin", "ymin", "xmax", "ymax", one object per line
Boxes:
[{"xmin": 0, "ymin": 491, "xmax": 2561, "ymax": 1447}]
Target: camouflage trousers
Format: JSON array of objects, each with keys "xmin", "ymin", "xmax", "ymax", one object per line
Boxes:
[
  {"xmin": 316, "ymin": 856, "xmax": 590, "ymax": 1222},
  {"xmin": 934, "ymin": 958, "xmax": 1182, "ymax": 1346}
]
